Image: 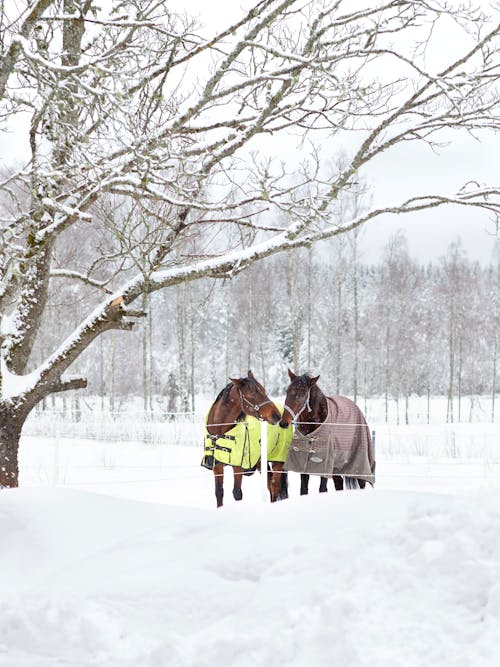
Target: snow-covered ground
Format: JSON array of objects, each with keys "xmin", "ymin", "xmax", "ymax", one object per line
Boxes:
[{"xmin": 2, "ymin": 417, "xmax": 500, "ymax": 666}]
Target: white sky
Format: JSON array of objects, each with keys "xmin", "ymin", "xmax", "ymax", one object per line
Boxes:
[
  {"xmin": 1, "ymin": 0, "xmax": 498, "ymax": 265},
  {"xmin": 359, "ymin": 133, "xmax": 499, "ymax": 265}
]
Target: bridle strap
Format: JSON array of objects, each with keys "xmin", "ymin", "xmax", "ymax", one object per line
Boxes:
[
  {"xmin": 239, "ymin": 389, "xmax": 273, "ymax": 419},
  {"xmin": 283, "ymin": 389, "xmax": 311, "ymax": 424}
]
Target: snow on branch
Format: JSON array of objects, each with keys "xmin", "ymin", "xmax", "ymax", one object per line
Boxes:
[
  {"xmin": 0, "ymin": 0, "xmax": 56, "ymax": 100},
  {"xmin": 49, "ymin": 270, "xmax": 113, "ymax": 294}
]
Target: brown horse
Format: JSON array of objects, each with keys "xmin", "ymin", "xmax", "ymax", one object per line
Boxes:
[
  {"xmin": 202, "ymin": 370, "xmax": 281, "ymax": 507},
  {"xmin": 279, "ymin": 370, "xmax": 375, "ymax": 495}
]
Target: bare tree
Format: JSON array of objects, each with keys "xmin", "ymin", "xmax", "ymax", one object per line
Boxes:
[
  {"xmin": 1, "ymin": 0, "xmax": 500, "ymax": 486},
  {"xmin": 491, "ymin": 247, "xmax": 500, "ymax": 421}
]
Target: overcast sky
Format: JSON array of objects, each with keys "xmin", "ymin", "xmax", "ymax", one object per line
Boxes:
[
  {"xmin": 1, "ymin": 0, "xmax": 498, "ymax": 265},
  {"xmin": 359, "ymin": 133, "xmax": 499, "ymax": 264}
]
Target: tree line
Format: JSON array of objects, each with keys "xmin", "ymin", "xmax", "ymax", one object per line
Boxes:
[{"xmin": 32, "ymin": 229, "xmax": 499, "ymax": 424}]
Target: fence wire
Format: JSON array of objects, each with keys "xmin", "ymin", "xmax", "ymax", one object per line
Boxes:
[{"xmin": 19, "ymin": 410, "xmax": 500, "ymax": 492}]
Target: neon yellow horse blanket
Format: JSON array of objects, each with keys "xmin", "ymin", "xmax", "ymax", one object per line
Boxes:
[{"xmin": 201, "ymin": 403, "xmax": 293, "ymax": 470}]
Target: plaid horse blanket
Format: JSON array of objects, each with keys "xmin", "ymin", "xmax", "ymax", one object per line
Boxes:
[{"xmin": 284, "ymin": 395, "xmax": 375, "ymax": 484}]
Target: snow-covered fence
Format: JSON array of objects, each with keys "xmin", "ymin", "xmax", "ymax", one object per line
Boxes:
[
  {"xmin": 24, "ymin": 410, "xmax": 500, "ymax": 460},
  {"xmin": 373, "ymin": 423, "xmax": 500, "ymax": 462},
  {"xmin": 18, "ymin": 411, "xmax": 500, "ymax": 499},
  {"xmin": 24, "ymin": 409, "xmax": 200, "ymax": 447},
  {"xmin": 23, "ymin": 409, "xmax": 500, "ymax": 465}
]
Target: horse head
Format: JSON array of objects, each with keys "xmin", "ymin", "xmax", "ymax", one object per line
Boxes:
[
  {"xmin": 230, "ymin": 369, "xmax": 281, "ymax": 425},
  {"xmin": 279, "ymin": 369, "xmax": 320, "ymax": 428}
]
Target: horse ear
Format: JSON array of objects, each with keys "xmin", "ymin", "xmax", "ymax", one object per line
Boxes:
[
  {"xmin": 229, "ymin": 377, "xmax": 243, "ymax": 387},
  {"xmin": 310, "ymin": 375, "xmax": 320, "ymax": 386},
  {"xmin": 248, "ymin": 369, "xmax": 254, "ymax": 379},
  {"xmin": 288, "ymin": 369, "xmax": 296, "ymax": 381}
]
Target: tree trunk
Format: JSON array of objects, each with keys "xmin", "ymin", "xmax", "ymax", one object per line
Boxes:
[
  {"xmin": 457, "ymin": 334, "xmax": 463, "ymax": 422},
  {"xmin": 99, "ymin": 335, "xmax": 105, "ymax": 412},
  {"xmin": 0, "ymin": 407, "xmax": 23, "ymax": 487},
  {"xmin": 352, "ymin": 230, "xmax": 359, "ymax": 404},
  {"xmin": 148, "ymin": 293, "xmax": 154, "ymax": 414},
  {"xmin": 427, "ymin": 385, "xmax": 431, "ymax": 424},
  {"xmin": 247, "ymin": 273, "xmax": 254, "ymax": 369},
  {"xmin": 306, "ymin": 247, "xmax": 312, "ymax": 370},
  {"xmin": 225, "ymin": 281, "xmax": 232, "ymax": 379},
  {"xmin": 285, "ymin": 252, "xmax": 301, "ymax": 372},
  {"xmin": 335, "ymin": 252, "xmax": 343, "ymax": 394},
  {"xmin": 492, "ymin": 333, "xmax": 497, "ymax": 423},
  {"xmin": 188, "ymin": 286, "xmax": 195, "ymax": 414},
  {"xmin": 259, "ymin": 339, "xmax": 266, "ymax": 388},
  {"xmin": 492, "ymin": 256, "xmax": 499, "ymax": 422},
  {"xmin": 447, "ymin": 315, "xmax": 455, "ymax": 423},
  {"xmin": 384, "ymin": 322, "xmax": 391, "ymax": 424},
  {"xmin": 109, "ymin": 331, "xmax": 116, "ymax": 414},
  {"xmin": 176, "ymin": 284, "xmax": 189, "ymax": 412},
  {"xmin": 142, "ymin": 293, "xmax": 149, "ymax": 413}
]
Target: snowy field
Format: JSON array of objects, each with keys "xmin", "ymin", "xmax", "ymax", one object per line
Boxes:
[{"xmin": 2, "ymin": 409, "xmax": 500, "ymax": 666}]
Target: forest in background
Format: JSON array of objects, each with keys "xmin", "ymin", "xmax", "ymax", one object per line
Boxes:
[{"xmin": 31, "ymin": 226, "xmax": 499, "ymax": 424}]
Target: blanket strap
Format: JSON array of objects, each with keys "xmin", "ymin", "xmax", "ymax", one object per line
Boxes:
[
  {"xmin": 205, "ymin": 433, "xmax": 236, "ymax": 454},
  {"xmin": 207, "ymin": 433, "xmax": 236, "ymax": 442}
]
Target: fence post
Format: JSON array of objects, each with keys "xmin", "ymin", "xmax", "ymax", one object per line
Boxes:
[
  {"xmin": 261, "ymin": 421, "xmax": 268, "ymax": 503},
  {"xmin": 372, "ymin": 429, "xmax": 376, "ymax": 484}
]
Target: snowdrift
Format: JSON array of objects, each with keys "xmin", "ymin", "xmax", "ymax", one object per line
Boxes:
[{"xmin": 1, "ymin": 488, "xmax": 500, "ymax": 666}]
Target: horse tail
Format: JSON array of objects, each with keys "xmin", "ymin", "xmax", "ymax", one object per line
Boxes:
[
  {"xmin": 278, "ymin": 469, "xmax": 289, "ymax": 501},
  {"xmin": 345, "ymin": 476, "xmax": 360, "ymax": 490}
]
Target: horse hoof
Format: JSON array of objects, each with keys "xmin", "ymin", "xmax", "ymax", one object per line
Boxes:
[{"xmin": 233, "ymin": 488, "xmax": 243, "ymax": 501}]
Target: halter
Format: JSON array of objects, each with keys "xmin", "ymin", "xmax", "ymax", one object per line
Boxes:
[
  {"xmin": 239, "ymin": 389, "xmax": 273, "ymax": 420},
  {"xmin": 283, "ymin": 388, "xmax": 311, "ymax": 425}
]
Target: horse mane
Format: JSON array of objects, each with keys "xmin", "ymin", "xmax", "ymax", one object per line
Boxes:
[
  {"xmin": 294, "ymin": 373, "xmax": 313, "ymax": 388},
  {"xmin": 214, "ymin": 383, "xmax": 233, "ymax": 406},
  {"xmin": 213, "ymin": 381, "xmax": 248, "ymax": 422},
  {"xmin": 295, "ymin": 373, "xmax": 324, "ymax": 394}
]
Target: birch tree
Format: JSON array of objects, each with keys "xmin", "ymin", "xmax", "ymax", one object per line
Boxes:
[{"xmin": 1, "ymin": 0, "xmax": 500, "ymax": 486}]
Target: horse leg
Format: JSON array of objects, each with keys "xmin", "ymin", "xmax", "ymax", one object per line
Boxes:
[
  {"xmin": 268, "ymin": 462, "xmax": 285, "ymax": 502},
  {"xmin": 300, "ymin": 473, "xmax": 310, "ymax": 495},
  {"xmin": 214, "ymin": 464, "xmax": 224, "ymax": 507},
  {"xmin": 232, "ymin": 466, "xmax": 243, "ymax": 501},
  {"xmin": 278, "ymin": 469, "xmax": 289, "ymax": 501},
  {"xmin": 267, "ymin": 463, "xmax": 275, "ymax": 502},
  {"xmin": 319, "ymin": 477, "xmax": 328, "ymax": 493},
  {"xmin": 332, "ymin": 475, "xmax": 344, "ymax": 491}
]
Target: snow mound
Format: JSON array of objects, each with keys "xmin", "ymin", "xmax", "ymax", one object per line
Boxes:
[{"xmin": 1, "ymin": 488, "xmax": 500, "ymax": 666}]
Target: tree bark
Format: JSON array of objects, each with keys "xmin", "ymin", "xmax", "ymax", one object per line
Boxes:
[
  {"xmin": 352, "ymin": 230, "xmax": 359, "ymax": 404},
  {"xmin": 0, "ymin": 407, "xmax": 23, "ymax": 488},
  {"xmin": 109, "ymin": 331, "xmax": 116, "ymax": 414},
  {"xmin": 142, "ymin": 293, "xmax": 149, "ymax": 413},
  {"xmin": 306, "ymin": 247, "xmax": 312, "ymax": 370},
  {"xmin": 176, "ymin": 284, "xmax": 189, "ymax": 412},
  {"xmin": 447, "ymin": 311, "xmax": 455, "ymax": 424},
  {"xmin": 335, "ymin": 257, "xmax": 343, "ymax": 394}
]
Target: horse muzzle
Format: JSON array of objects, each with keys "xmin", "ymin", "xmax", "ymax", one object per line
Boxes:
[
  {"xmin": 279, "ymin": 415, "xmax": 291, "ymax": 429},
  {"xmin": 270, "ymin": 410, "xmax": 281, "ymax": 425},
  {"xmin": 279, "ymin": 403, "xmax": 295, "ymax": 429}
]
